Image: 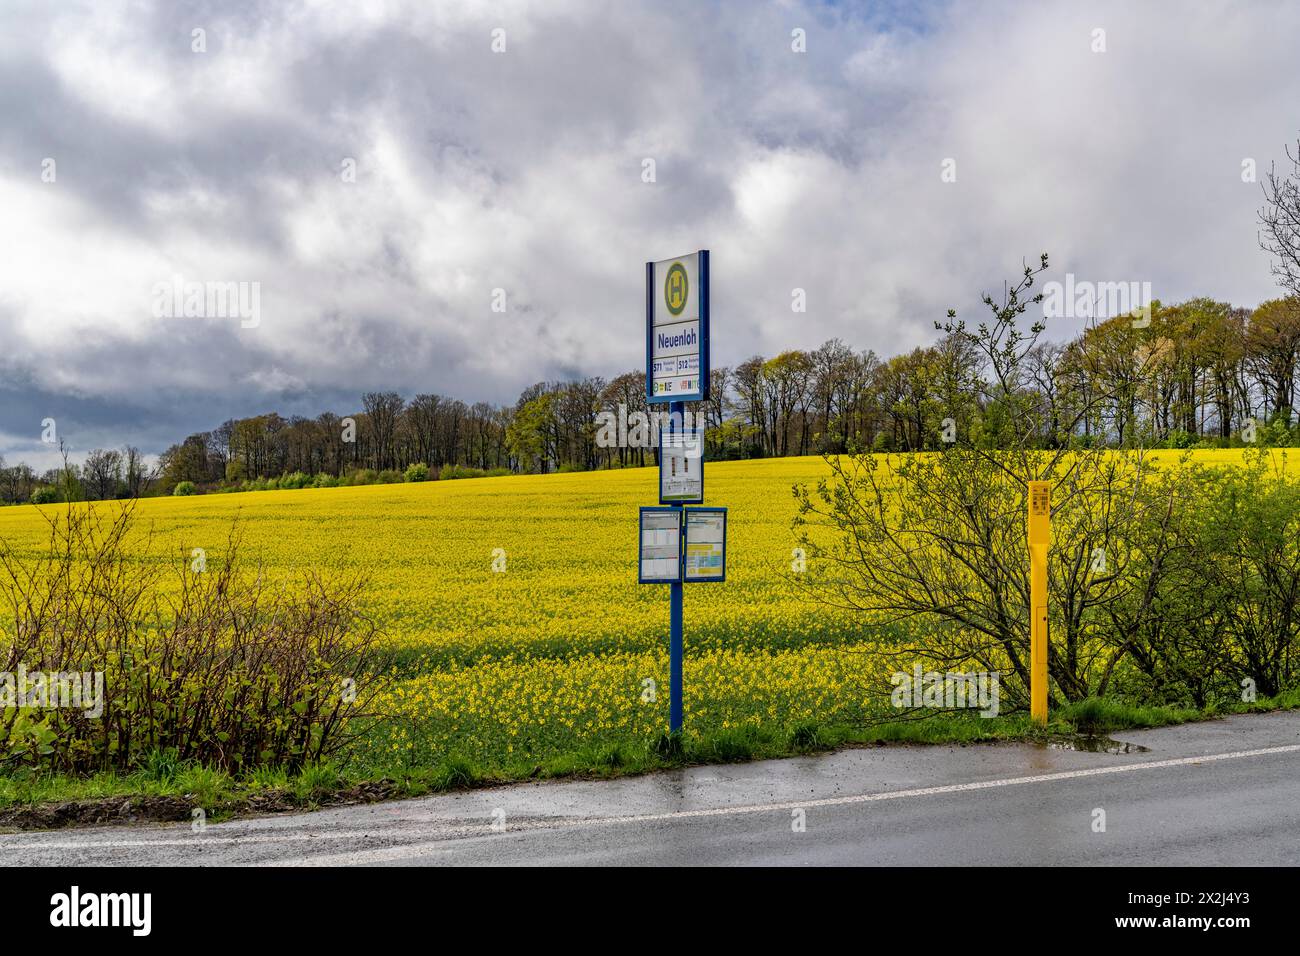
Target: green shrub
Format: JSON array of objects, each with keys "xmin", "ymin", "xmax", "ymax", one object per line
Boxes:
[
  {"xmin": 173, "ymin": 765, "xmax": 232, "ymax": 807},
  {"xmin": 697, "ymin": 727, "xmax": 768, "ymax": 762},
  {"xmin": 1101, "ymin": 449, "xmax": 1300, "ymax": 707},
  {"xmin": 172, "ymin": 481, "xmax": 198, "ymax": 496},
  {"xmin": 143, "ymin": 747, "xmax": 182, "ymax": 784},
  {"xmin": 429, "ymin": 756, "xmax": 478, "ymax": 790},
  {"xmin": 292, "ymin": 762, "xmax": 343, "ymax": 799},
  {"xmin": 651, "ymin": 731, "xmax": 684, "ymax": 760},
  {"xmin": 404, "ymin": 462, "xmax": 430, "ymax": 482},
  {"xmin": 439, "ymin": 464, "xmax": 486, "ymax": 481},
  {"xmin": 0, "ymin": 502, "xmax": 385, "ymax": 774},
  {"xmin": 29, "ymin": 486, "xmax": 59, "ymax": 505},
  {"xmin": 790, "ymin": 721, "xmax": 823, "ymax": 749}
]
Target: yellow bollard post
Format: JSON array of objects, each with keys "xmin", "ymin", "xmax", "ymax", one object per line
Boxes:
[{"xmin": 1027, "ymin": 481, "xmax": 1050, "ymax": 725}]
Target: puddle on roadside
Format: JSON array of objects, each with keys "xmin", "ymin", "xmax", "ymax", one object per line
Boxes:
[{"xmin": 1048, "ymin": 736, "xmax": 1150, "ymax": 755}]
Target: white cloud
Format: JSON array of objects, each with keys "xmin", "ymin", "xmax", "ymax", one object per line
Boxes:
[{"xmin": 1, "ymin": 0, "xmax": 1297, "ymax": 458}]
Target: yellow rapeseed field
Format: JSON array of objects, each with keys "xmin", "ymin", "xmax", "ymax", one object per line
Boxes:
[
  {"xmin": 0, "ymin": 458, "xmax": 879, "ymax": 768},
  {"xmin": 0, "ymin": 450, "xmax": 1281, "ymax": 771}
]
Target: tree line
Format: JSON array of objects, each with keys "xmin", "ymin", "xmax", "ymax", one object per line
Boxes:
[
  {"xmin": 2, "ymin": 293, "xmax": 1300, "ymax": 503},
  {"xmin": 158, "ymin": 292, "xmax": 1300, "ymax": 489}
]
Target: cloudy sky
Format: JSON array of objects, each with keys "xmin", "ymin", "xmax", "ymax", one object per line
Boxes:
[{"xmin": 1, "ymin": 0, "xmax": 1297, "ymax": 468}]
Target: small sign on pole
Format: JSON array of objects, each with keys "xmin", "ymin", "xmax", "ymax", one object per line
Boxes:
[{"xmin": 660, "ymin": 426, "xmax": 705, "ymax": 504}]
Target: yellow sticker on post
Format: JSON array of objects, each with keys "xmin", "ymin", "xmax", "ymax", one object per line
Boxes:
[{"xmin": 1028, "ymin": 480, "xmax": 1050, "ymax": 545}]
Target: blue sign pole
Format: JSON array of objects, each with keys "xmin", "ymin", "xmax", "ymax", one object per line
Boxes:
[
  {"xmin": 668, "ymin": 399, "xmax": 685, "ymax": 734},
  {"xmin": 646, "ymin": 252, "xmax": 709, "ymax": 736}
]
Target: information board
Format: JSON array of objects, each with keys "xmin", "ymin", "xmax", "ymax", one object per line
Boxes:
[
  {"xmin": 684, "ymin": 507, "xmax": 727, "ymax": 582},
  {"xmin": 660, "ymin": 426, "xmax": 704, "ymax": 504},
  {"xmin": 639, "ymin": 507, "xmax": 682, "ymax": 583},
  {"xmin": 647, "ymin": 251, "xmax": 709, "ymax": 403}
]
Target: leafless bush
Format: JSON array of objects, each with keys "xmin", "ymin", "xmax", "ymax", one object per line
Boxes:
[{"xmin": 0, "ymin": 501, "xmax": 385, "ymax": 773}]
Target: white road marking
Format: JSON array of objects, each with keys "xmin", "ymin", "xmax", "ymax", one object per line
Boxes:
[{"xmin": 3, "ymin": 743, "xmax": 1297, "ymax": 865}]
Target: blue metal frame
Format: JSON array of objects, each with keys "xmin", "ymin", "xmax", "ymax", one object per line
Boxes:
[
  {"xmin": 683, "ymin": 506, "xmax": 728, "ymax": 583},
  {"xmin": 646, "ymin": 250, "xmax": 710, "ymax": 405},
  {"xmin": 658, "ymin": 423, "xmax": 705, "ymax": 505},
  {"xmin": 644, "ymin": 260, "xmax": 654, "ymax": 400},
  {"xmin": 637, "ymin": 505, "xmax": 682, "ymax": 585}
]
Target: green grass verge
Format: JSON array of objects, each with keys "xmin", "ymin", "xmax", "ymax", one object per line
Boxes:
[{"xmin": 2, "ymin": 690, "xmax": 1298, "ymax": 826}]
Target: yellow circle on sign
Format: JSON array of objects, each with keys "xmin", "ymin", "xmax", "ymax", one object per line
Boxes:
[{"xmin": 664, "ymin": 262, "xmax": 688, "ymax": 316}]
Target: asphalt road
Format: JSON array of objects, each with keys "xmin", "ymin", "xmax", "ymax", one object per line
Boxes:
[{"xmin": 3, "ymin": 711, "xmax": 1299, "ymax": 866}]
